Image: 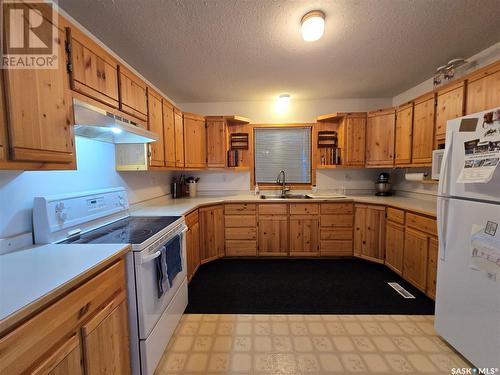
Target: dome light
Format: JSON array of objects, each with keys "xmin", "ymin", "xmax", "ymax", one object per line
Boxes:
[
  {"xmin": 275, "ymin": 94, "xmax": 291, "ymax": 114},
  {"xmin": 301, "ymin": 10, "xmax": 325, "ymax": 42}
]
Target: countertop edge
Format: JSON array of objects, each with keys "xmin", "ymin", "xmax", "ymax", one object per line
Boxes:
[{"xmin": 0, "ymin": 244, "xmax": 131, "ymax": 336}]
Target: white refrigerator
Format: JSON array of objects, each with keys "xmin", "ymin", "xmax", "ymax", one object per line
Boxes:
[{"xmin": 435, "ymin": 107, "xmax": 500, "ymax": 370}]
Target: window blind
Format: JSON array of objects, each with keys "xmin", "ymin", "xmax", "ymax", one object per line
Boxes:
[{"xmin": 254, "ymin": 127, "xmax": 311, "ymax": 183}]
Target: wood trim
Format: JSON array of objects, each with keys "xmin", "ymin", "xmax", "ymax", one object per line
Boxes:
[
  {"xmin": 367, "ymin": 107, "xmax": 396, "ymax": 117},
  {"xmin": 396, "ymin": 102, "xmax": 413, "ymax": 111},
  {"xmin": 436, "ymin": 80, "xmax": 465, "ymax": 96},
  {"xmin": 413, "ymin": 92, "xmax": 435, "ymax": 105},
  {"xmin": 464, "ymin": 59, "xmax": 500, "ymax": 83},
  {"xmin": 10, "ymin": 147, "xmax": 73, "ymax": 164},
  {"xmin": 30, "ymin": 334, "xmax": 80, "ymax": 375},
  {"xmin": 183, "ymin": 112, "xmax": 205, "ymax": 121},
  {"xmin": 316, "ymin": 112, "xmax": 366, "ymax": 122}
]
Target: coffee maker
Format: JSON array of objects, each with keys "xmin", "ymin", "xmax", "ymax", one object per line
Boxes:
[{"xmin": 375, "ymin": 173, "xmax": 392, "ymax": 196}]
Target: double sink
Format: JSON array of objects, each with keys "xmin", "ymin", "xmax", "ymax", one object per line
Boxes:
[{"xmin": 259, "ymin": 193, "xmax": 346, "ymax": 200}]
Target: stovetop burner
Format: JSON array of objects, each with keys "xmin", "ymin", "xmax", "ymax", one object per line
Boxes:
[{"xmin": 61, "ymin": 216, "xmax": 181, "ymax": 245}]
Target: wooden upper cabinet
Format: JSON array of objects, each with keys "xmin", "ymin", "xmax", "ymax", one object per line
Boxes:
[
  {"xmin": 118, "ymin": 66, "xmax": 148, "ymax": 122},
  {"xmin": 66, "ymin": 27, "xmax": 119, "ymax": 108},
  {"xmin": 163, "ymin": 100, "xmax": 176, "ymax": 168},
  {"xmin": 435, "ymin": 82, "xmax": 465, "ymax": 147},
  {"xmin": 206, "ymin": 117, "xmax": 227, "ymax": 168},
  {"xmin": 3, "ymin": 26, "xmax": 74, "ymax": 164},
  {"xmin": 147, "ymin": 89, "xmax": 164, "ymax": 167},
  {"xmin": 466, "ymin": 61, "xmax": 500, "ymax": 114},
  {"xmin": 412, "ymin": 93, "xmax": 435, "ymax": 165},
  {"xmin": 366, "ymin": 108, "xmax": 395, "ymax": 167},
  {"xmin": 343, "ymin": 114, "xmax": 366, "ymax": 166},
  {"xmin": 183, "ymin": 112, "xmax": 207, "ymax": 168},
  {"xmin": 174, "ymin": 108, "xmax": 185, "ymax": 167},
  {"xmin": 395, "ymin": 103, "xmax": 413, "ymax": 165}
]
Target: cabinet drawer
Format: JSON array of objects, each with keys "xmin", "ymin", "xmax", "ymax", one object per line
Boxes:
[
  {"xmin": 320, "ymin": 214, "xmax": 353, "ymax": 228},
  {"xmin": 0, "ymin": 260, "xmax": 126, "ymax": 375},
  {"xmin": 258, "ymin": 204, "xmax": 288, "ymax": 215},
  {"xmin": 289, "ymin": 203, "xmax": 319, "ymax": 215},
  {"xmin": 320, "ymin": 228, "xmax": 353, "ymax": 240},
  {"xmin": 320, "ymin": 240, "xmax": 353, "ymax": 256},
  {"xmin": 321, "ymin": 203, "xmax": 353, "ymax": 215},
  {"xmin": 406, "ymin": 212, "xmax": 437, "ymax": 236},
  {"xmin": 225, "ymin": 227, "xmax": 257, "ymax": 240},
  {"xmin": 387, "ymin": 207, "xmax": 405, "ymax": 224},
  {"xmin": 185, "ymin": 209, "xmax": 199, "ymax": 227},
  {"xmin": 225, "ymin": 240, "xmax": 257, "ymax": 256},
  {"xmin": 225, "ymin": 215, "xmax": 257, "ymax": 228},
  {"xmin": 225, "ymin": 203, "xmax": 256, "ymax": 215}
]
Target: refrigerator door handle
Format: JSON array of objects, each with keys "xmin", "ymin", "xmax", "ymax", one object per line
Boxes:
[
  {"xmin": 437, "ymin": 130, "xmax": 453, "ymax": 197},
  {"xmin": 437, "ymin": 197, "xmax": 448, "ymax": 261}
]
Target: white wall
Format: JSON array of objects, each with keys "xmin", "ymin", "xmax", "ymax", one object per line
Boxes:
[
  {"xmin": 180, "ymin": 98, "xmax": 391, "ymax": 124},
  {"xmin": 393, "ymin": 42, "xmax": 500, "ymax": 106},
  {"xmin": 0, "ymin": 137, "xmax": 172, "ymax": 238}
]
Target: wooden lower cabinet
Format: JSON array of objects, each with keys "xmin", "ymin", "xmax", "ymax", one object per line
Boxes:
[
  {"xmin": 82, "ymin": 297, "xmax": 130, "ymax": 375},
  {"xmin": 426, "ymin": 237, "xmax": 439, "ymax": 299},
  {"xmin": 319, "ymin": 202, "xmax": 353, "ymax": 256},
  {"xmin": 258, "ymin": 215, "xmax": 288, "ymax": 256},
  {"xmin": 403, "ymin": 227, "xmax": 429, "ymax": 292},
  {"xmin": 200, "ymin": 205, "xmax": 225, "ymax": 262},
  {"xmin": 0, "ymin": 259, "xmax": 130, "ymax": 375},
  {"xmin": 385, "ymin": 221, "xmax": 405, "ymax": 274},
  {"xmin": 354, "ymin": 204, "xmax": 385, "ymax": 262},
  {"xmin": 225, "ymin": 203, "xmax": 257, "ymax": 256},
  {"xmin": 289, "ymin": 215, "xmax": 319, "ymax": 256},
  {"xmin": 186, "ymin": 210, "xmax": 201, "ymax": 281}
]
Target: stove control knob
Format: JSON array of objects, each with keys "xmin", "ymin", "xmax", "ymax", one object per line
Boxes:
[
  {"xmin": 118, "ymin": 196, "xmax": 125, "ymax": 207},
  {"xmin": 55, "ymin": 202, "xmax": 67, "ymax": 222}
]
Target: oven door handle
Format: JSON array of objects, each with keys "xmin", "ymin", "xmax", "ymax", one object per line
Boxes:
[{"xmin": 140, "ymin": 248, "xmax": 163, "ymax": 264}]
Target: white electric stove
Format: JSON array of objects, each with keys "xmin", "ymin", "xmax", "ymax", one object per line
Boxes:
[{"xmin": 33, "ymin": 187, "xmax": 188, "ymax": 375}]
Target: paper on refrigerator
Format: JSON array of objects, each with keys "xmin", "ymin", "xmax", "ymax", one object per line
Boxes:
[
  {"xmin": 457, "ymin": 121, "xmax": 500, "ymax": 183},
  {"xmin": 470, "ymin": 222, "xmax": 500, "ymax": 281}
]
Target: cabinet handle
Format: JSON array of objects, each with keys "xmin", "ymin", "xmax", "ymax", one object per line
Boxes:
[
  {"xmin": 102, "ymin": 71, "xmax": 106, "ymax": 80},
  {"xmin": 97, "ymin": 70, "xmax": 101, "ymax": 78}
]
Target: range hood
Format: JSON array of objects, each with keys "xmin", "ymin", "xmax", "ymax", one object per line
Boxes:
[{"xmin": 73, "ymin": 98, "xmax": 158, "ymax": 144}]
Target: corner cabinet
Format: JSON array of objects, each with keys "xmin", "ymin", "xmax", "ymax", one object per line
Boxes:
[
  {"xmin": 353, "ymin": 204, "xmax": 386, "ymax": 262},
  {"xmin": 0, "ymin": 259, "xmax": 131, "ymax": 375},
  {"xmin": 365, "ymin": 109, "xmax": 395, "ymax": 167},
  {"xmin": 2, "ymin": 25, "xmax": 75, "ymax": 165},
  {"xmin": 183, "ymin": 113, "xmax": 207, "ymax": 168},
  {"xmin": 200, "ymin": 205, "xmax": 225, "ymax": 262}
]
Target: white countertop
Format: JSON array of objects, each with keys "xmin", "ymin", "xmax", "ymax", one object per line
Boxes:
[
  {"xmin": 132, "ymin": 193, "xmax": 437, "ymax": 217},
  {"xmin": 0, "ymin": 243, "xmax": 129, "ymax": 322}
]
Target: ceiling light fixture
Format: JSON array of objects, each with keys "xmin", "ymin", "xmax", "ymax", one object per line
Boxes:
[
  {"xmin": 301, "ymin": 10, "xmax": 325, "ymax": 42},
  {"xmin": 275, "ymin": 94, "xmax": 291, "ymax": 114}
]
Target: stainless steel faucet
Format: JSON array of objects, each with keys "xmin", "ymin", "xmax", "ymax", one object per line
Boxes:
[{"xmin": 276, "ymin": 170, "xmax": 289, "ymax": 197}]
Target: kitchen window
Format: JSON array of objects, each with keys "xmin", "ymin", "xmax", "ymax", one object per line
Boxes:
[{"xmin": 254, "ymin": 127, "xmax": 312, "ymax": 184}]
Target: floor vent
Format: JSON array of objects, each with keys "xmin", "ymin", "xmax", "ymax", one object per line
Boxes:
[{"xmin": 388, "ymin": 282, "xmax": 416, "ymax": 299}]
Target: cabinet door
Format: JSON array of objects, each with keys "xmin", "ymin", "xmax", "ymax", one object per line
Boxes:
[
  {"xmin": 435, "ymin": 83, "xmax": 464, "ymax": 147},
  {"xmin": 258, "ymin": 215, "xmax": 288, "ymax": 255},
  {"xmin": 163, "ymin": 101, "xmax": 176, "ymax": 167},
  {"xmin": 466, "ymin": 65, "xmax": 500, "ymax": 114},
  {"xmin": 174, "ymin": 108, "xmax": 185, "ymax": 167},
  {"xmin": 344, "ymin": 116, "xmax": 366, "ymax": 166},
  {"xmin": 426, "ymin": 237, "xmax": 438, "ymax": 300},
  {"xmin": 147, "ymin": 90, "xmax": 164, "ymax": 167},
  {"xmin": 31, "ymin": 335, "xmax": 83, "ymax": 375},
  {"xmin": 395, "ymin": 104, "xmax": 413, "ymax": 165},
  {"xmin": 67, "ymin": 28, "xmax": 119, "ymax": 108},
  {"xmin": 412, "ymin": 95, "xmax": 435, "ymax": 165},
  {"xmin": 186, "ymin": 221, "xmax": 200, "ymax": 281},
  {"xmin": 200, "ymin": 205, "xmax": 225, "ymax": 261},
  {"xmin": 363, "ymin": 206, "xmax": 386, "ymax": 261},
  {"xmin": 353, "ymin": 205, "xmax": 366, "ymax": 256},
  {"xmin": 82, "ymin": 298, "xmax": 131, "ymax": 375},
  {"xmin": 385, "ymin": 221, "xmax": 405, "ymax": 274},
  {"xmin": 3, "ymin": 26, "xmax": 74, "ymax": 164},
  {"xmin": 184, "ymin": 114, "xmax": 207, "ymax": 168},
  {"xmin": 403, "ymin": 228, "xmax": 428, "ymax": 291},
  {"xmin": 206, "ymin": 119, "xmax": 226, "ymax": 167},
  {"xmin": 119, "ymin": 67, "xmax": 148, "ymax": 122},
  {"xmin": 289, "ymin": 216, "xmax": 319, "ymax": 255},
  {"xmin": 366, "ymin": 110, "xmax": 395, "ymax": 166}
]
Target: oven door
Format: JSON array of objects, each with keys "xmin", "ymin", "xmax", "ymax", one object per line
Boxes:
[{"xmin": 134, "ymin": 223, "xmax": 187, "ymax": 339}]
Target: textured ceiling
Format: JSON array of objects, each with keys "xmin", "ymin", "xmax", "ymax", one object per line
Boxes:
[{"xmin": 59, "ymin": 0, "xmax": 500, "ymax": 103}]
